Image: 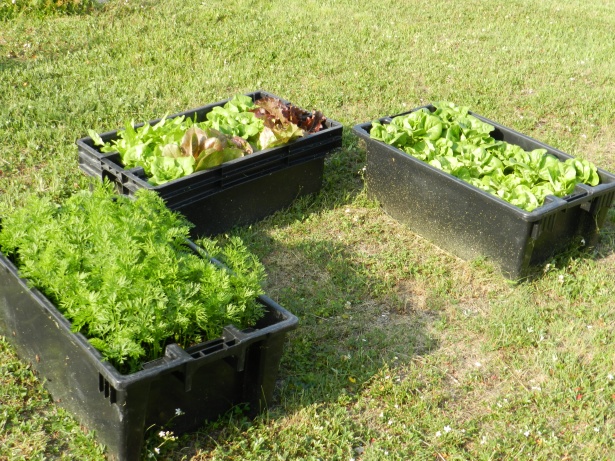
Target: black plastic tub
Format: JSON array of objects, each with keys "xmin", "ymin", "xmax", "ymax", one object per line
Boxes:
[
  {"xmin": 0, "ymin": 240, "xmax": 298, "ymax": 461},
  {"xmin": 353, "ymin": 106, "xmax": 615, "ymax": 279},
  {"xmin": 77, "ymin": 90, "xmax": 343, "ymax": 237}
]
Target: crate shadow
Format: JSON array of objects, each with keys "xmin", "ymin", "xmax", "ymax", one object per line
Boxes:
[
  {"xmin": 183, "ymin": 229, "xmax": 443, "ymax": 457},
  {"xmin": 262, "ymin": 237, "xmax": 441, "ymax": 407}
]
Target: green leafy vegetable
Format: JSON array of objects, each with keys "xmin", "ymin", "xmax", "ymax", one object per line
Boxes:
[
  {"xmin": 149, "ymin": 155, "xmax": 195, "ymax": 185},
  {"xmin": 90, "ymin": 94, "xmax": 328, "ymax": 186},
  {"xmin": 180, "ymin": 126, "xmax": 249, "ymax": 172},
  {"xmin": 0, "ymin": 183, "xmax": 266, "ymax": 374},
  {"xmin": 202, "ymin": 94, "xmax": 264, "ymax": 142},
  {"xmin": 370, "ymin": 102, "xmax": 600, "ymax": 211}
]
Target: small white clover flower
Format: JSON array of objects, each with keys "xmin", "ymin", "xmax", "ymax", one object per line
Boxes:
[
  {"xmin": 594, "ymin": 427, "xmax": 600, "ymax": 432},
  {"xmin": 175, "ymin": 408, "xmax": 184, "ymax": 416},
  {"xmin": 435, "ymin": 431, "xmax": 442, "ymax": 437},
  {"xmin": 444, "ymin": 425, "xmax": 452, "ymax": 433},
  {"xmin": 524, "ymin": 430, "xmax": 530, "ymax": 437},
  {"xmin": 159, "ymin": 431, "xmax": 166, "ymax": 438},
  {"xmin": 608, "ymin": 374, "xmax": 614, "ymax": 381},
  {"xmin": 154, "ymin": 447, "xmax": 160, "ymax": 454}
]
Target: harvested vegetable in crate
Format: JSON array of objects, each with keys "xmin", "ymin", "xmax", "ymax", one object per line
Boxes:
[
  {"xmin": 370, "ymin": 102, "xmax": 599, "ymax": 211},
  {"xmin": 89, "ymin": 94, "xmax": 327, "ymax": 185}
]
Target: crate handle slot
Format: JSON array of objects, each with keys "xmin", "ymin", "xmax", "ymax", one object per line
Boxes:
[
  {"xmin": 98, "ymin": 373, "xmax": 118, "ymax": 404},
  {"xmin": 563, "ymin": 191, "xmax": 589, "ymax": 202}
]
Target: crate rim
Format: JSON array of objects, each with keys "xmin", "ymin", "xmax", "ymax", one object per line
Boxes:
[{"xmin": 352, "ymin": 104, "xmax": 615, "ymax": 222}]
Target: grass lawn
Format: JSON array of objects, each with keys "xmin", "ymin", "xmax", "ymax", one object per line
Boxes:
[{"xmin": 1, "ymin": 0, "xmax": 615, "ymax": 459}]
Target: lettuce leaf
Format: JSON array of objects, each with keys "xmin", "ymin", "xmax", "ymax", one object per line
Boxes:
[
  {"xmin": 149, "ymin": 156, "xmax": 195, "ymax": 185},
  {"xmin": 370, "ymin": 102, "xmax": 601, "ymax": 211}
]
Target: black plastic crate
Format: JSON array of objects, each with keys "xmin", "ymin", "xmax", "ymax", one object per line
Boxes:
[
  {"xmin": 353, "ymin": 106, "xmax": 615, "ymax": 279},
  {"xmin": 0, "ymin": 240, "xmax": 298, "ymax": 461},
  {"xmin": 77, "ymin": 90, "xmax": 343, "ymax": 236}
]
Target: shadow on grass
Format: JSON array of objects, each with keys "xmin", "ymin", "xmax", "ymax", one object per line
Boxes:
[
  {"xmin": 262, "ymin": 236, "xmax": 440, "ymax": 407},
  {"xmin": 176, "ymin": 233, "xmax": 443, "ymax": 460},
  {"xmin": 154, "ymin": 134, "xmax": 615, "ymax": 458},
  {"xmin": 166, "ymin": 132, "xmax": 444, "ymax": 459},
  {"xmin": 0, "ymin": 56, "xmax": 23, "ymax": 74}
]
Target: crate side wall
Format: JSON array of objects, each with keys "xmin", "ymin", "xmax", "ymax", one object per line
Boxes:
[
  {"xmin": 365, "ymin": 141, "xmax": 534, "ymax": 277},
  {"xmin": 178, "ymin": 157, "xmax": 325, "ymax": 238},
  {"xmin": 0, "ymin": 253, "xmax": 138, "ymax": 459}
]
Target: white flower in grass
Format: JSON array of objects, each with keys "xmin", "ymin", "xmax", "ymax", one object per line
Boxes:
[
  {"xmin": 435, "ymin": 431, "xmax": 442, "ymax": 437},
  {"xmin": 175, "ymin": 408, "xmax": 184, "ymax": 416},
  {"xmin": 444, "ymin": 425, "xmax": 452, "ymax": 433},
  {"xmin": 594, "ymin": 427, "xmax": 600, "ymax": 432},
  {"xmin": 608, "ymin": 374, "xmax": 614, "ymax": 381}
]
